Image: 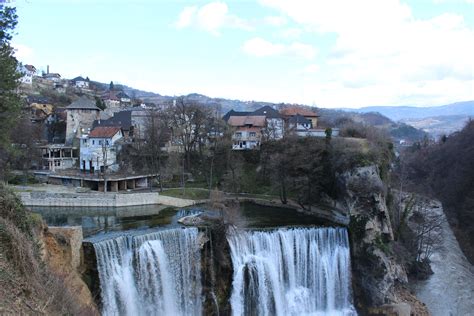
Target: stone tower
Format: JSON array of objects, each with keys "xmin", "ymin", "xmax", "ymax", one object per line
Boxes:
[{"xmin": 65, "ymin": 96, "xmax": 101, "ymax": 145}]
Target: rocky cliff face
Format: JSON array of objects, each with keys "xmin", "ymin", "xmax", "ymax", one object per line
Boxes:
[
  {"xmin": 338, "ymin": 165, "xmax": 427, "ymax": 315},
  {"xmin": 41, "ymin": 226, "xmax": 99, "ymax": 314}
]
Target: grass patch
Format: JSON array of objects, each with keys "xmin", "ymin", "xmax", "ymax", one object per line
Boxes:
[{"xmin": 160, "ymin": 188, "xmax": 210, "ymax": 200}]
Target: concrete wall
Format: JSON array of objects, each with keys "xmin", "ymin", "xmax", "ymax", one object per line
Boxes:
[{"xmin": 19, "ymin": 191, "xmax": 199, "ymax": 208}]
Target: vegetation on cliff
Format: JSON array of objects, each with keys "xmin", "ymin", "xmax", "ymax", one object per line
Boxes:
[{"xmin": 0, "ymin": 183, "xmax": 95, "ymax": 314}]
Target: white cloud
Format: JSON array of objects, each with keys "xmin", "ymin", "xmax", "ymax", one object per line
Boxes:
[
  {"xmin": 174, "ymin": 1, "xmax": 252, "ymax": 35},
  {"xmin": 175, "ymin": 6, "xmax": 197, "ymax": 29},
  {"xmin": 242, "ymin": 37, "xmax": 316, "ymax": 59},
  {"xmin": 12, "ymin": 43, "xmax": 34, "ymax": 62},
  {"xmin": 242, "ymin": 37, "xmax": 285, "ymax": 57},
  {"xmin": 288, "ymin": 42, "xmax": 316, "ymax": 59},
  {"xmin": 280, "ymin": 28, "xmax": 303, "ymax": 39},
  {"xmin": 258, "ymin": 0, "xmax": 474, "ymax": 106},
  {"xmin": 303, "ymin": 64, "xmax": 320, "ymax": 74},
  {"xmin": 263, "ymin": 16, "xmax": 287, "ymax": 26}
]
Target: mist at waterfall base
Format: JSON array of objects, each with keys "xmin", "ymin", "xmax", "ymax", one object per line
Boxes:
[
  {"xmin": 93, "ymin": 228, "xmax": 202, "ymax": 315},
  {"xmin": 228, "ymin": 227, "xmax": 357, "ymax": 316},
  {"xmin": 92, "ymin": 225, "xmax": 356, "ymax": 316}
]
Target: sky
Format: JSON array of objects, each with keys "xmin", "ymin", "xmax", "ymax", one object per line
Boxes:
[{"xmin": 11, "ymin": 0, "xmax": 474, "ymax": 108}]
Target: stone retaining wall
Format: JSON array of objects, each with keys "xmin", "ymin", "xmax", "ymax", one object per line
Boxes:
[{"xmin": 19, "ymin": 191, "xmax": 200, "ymax": 208}]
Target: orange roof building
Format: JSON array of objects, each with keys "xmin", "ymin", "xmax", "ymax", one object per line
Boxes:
[{"xmin": 280, "ymin": 106, "xmax": 319, "ymax": 128}]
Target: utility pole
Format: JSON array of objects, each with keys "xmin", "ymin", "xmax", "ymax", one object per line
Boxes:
[{"xmin": 102, "ymin": 141, "xmax": 108, "ymax": 193}]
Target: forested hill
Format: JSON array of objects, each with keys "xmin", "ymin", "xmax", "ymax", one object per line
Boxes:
[{"xmin": 403, "ymin": 120, "xmax": 474, "ymax": 264}]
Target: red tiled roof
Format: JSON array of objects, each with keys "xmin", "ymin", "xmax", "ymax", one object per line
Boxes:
[
  {"xmin": 280, "ymin": 107, "xmax": 318, "ymax": 117},
  {"xmin": 25, "ymin": 64, "xmax": 36, "ymax": 72},
  {"xmin": 228, "ymin": 115, "xmax": 266, "ymax": 127},
  {"xmin": 88, "ymin": 126, "xmax": 121, "ymax": 138},
  {"xmin": 101, "ymin": 90, "xmax": 120, "ymax": 101}
]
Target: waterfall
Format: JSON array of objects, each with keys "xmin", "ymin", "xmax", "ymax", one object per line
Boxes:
[
  {"xmin": 228, "ymin": 227, "xmax": 357, "ymax": 316},
  {"xmin": 93, "ymin": 228, "xmax": 202, "ymax": 316}
]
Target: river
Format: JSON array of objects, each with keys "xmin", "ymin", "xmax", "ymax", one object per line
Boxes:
[{"xmin": 413, "ymin": 201, "xmax": 474, "ymax": 316}]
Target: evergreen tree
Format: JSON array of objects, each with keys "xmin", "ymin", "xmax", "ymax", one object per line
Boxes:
[
  {"xmin": 94, "ymin": 96, "xmax": 106, "ymax": 110},
  {"xmin": 109, "ymin": 81, "xmax": 114, "ymax": 90},
  {"xmin": 0, "ymin": 6, "xmax": 21, "ymax": 178}
]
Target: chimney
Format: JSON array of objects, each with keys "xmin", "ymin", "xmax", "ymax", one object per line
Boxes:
[{"xmin": 47, "ymin": 65, "xmax": 50, "ymax": 74}]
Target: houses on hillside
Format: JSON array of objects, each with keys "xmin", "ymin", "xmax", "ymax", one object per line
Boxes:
[
  {"xmin": 92, "ymin": 110, "xmax": 136, "ymax": 141},
  {"xmin": 224, "ymin": 106, "xmax": 284, "ymax": 150},
  {"xmin": 71, "ymin": 76, "xmax": 90, "ymax": 89},
  {"xmin": 223, "ymin": 105, "xmax": 338, "ymax": 150},
  {"xmin": 43, "ymin": 72, "xmax": 61, "ymax": 82},
  {"xmin": 20, "ymin": 64, "xmax": 37, "ymax": 84},
  {"xmin": 101, "ymin": 90, "xmax": 132, "ymax": 109}
]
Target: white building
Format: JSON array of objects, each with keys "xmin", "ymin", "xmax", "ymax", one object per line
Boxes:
[
  {"xmin": 251, "ymin": 106, "xmax": 284, "ymax": 140},
  {"xmin": 20, "ymin": 64, "xmax": 36, "ymax": 84},
  {"xmin": 43, "ymin": 73, "xmax": 61, "ymax": 82},
  {"xmin": 80, "ymin": 126, "xmax": 123, "ymax": 173},
  {"xmin": 71, "ymin": 76, "xmax": 90, "ymax": 89}
]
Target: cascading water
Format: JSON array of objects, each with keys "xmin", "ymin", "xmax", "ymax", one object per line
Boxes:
[
  {"xmin": 93, "ymin": 228, "xmax": 202, "ymax": 316},
  {"xmin": 228, "ymin": 227, "xmax": 357, "ymax": 316}
]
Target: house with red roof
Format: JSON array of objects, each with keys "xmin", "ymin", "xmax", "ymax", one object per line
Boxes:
[
  {"xmin": 227, "ymin": 115, "xmax": 267, "ymax": 150},
  {"xmin": 280, "ymin": 106, "xmax": 339, "ymax": 137},
  {"xmin": 223, "ymin": 105, "xmax": 285, "ymax": 150},
  {"xmin": 79, "ymin": 126, "xmax": 123, "ymax": 173},
  {"xmin": 280, "ymin": 106, "xmax": 320, "ymax": 129}
]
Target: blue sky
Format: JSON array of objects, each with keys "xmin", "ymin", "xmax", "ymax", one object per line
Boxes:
[{"xmin": 12, "ymin": 0, "xmax": 474, "ymax": 108}]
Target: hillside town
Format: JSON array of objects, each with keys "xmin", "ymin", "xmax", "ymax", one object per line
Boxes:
[{"xmin": 16, "ymin": 64, "xmax": 340, "ymax": 192}]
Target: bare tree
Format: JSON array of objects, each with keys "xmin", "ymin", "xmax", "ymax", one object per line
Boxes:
[
  {"xmin": 10, "ymin": 116, "xmax": 43, "ymax": 181},
  {"xmin": 209, "ymin": 189, "xmax": 245, "ymax": 228},
  {"xmin": 143, "ymin": 107, "xmax": 170, "ymax": 191},
  {"xmin": 261, "ymin": 119, "xmax": 282, "ymax": 142},
  {"xmin": 167, "ymin": 97, "xmax": 210, "ymax": 170},
  {"xmin": 410, "ymin": 200, "xmax": 444, "ymax": 262}
]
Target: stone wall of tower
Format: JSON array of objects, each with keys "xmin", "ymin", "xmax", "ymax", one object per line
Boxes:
[{"xmin": 65, "ymin": 109, "xmax": 100, "ymax": 144}]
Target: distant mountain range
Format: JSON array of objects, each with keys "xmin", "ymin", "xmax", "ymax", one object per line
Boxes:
[
  {"xmin": 345, "ymin": 101, "xmax": 474, "ymax": 121},
  {"xmin": 345, "ymin": 101, "xmax": 474, "ymax": 137}
]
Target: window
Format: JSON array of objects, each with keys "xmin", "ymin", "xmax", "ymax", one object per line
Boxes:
[
  {"xmin": 92, "ymin": 140, "xmax": 95, "ymax": 145},
  {"xmin": 249, "ymin": 132, "xmax": 256, "ymax": 137},
  {"xmin": 106, "ymin": 140, "xmax": 109, "ymax": 145},
  {"xmin": 99, "ymin": 140, "xmax": 102, "ymax": 145},
  {"xmin": 235, "ymin": 132, "xmax": 242, "ymax": 137},
  {"xmin": 83, "ymin": 139, "xmax": 87, "ymax": 144}
]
